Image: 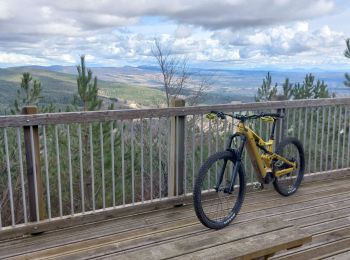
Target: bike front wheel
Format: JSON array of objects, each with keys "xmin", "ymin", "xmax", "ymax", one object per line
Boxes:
[{"xmin": 193, "ymin": 150, "xmax": 246, "ymax": 229}]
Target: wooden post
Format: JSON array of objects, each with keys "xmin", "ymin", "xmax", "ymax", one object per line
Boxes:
[
  {"xmin": 168, "ymin": 98, "xmax": 186, "ymax": 198},
  {"xmin": 22, "ymin": 106, "xmax": 46, "ymax": 221},
  {"xmin": 272, "ymin": 95, "xmax": 287, "ymax": 146}
]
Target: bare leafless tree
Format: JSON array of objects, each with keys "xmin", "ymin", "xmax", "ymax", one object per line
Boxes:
[
  {"xmin": 152, "ymin": 39, "xmax": 209, "ymax": 107},
  {"xmin": 186, "ymin": 76, "xmax": 212, "ymax": 106}
]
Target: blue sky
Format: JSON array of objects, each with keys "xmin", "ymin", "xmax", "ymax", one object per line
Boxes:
[{"xmin": 0, "ymin": 0, "xmax": 349, "ymax": 70}]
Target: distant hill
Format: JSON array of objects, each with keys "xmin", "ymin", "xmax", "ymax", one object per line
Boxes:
[
  {"xmin": 42, "ymin": 65, "xmax": 350, "ymax": 99},
  {"xmin": 0, "ymin": 66, "xmax": 165, "ymax": 112},
  {"xmin": 0, "ymin": 65, "xmax": 348, "ymax": 112}
]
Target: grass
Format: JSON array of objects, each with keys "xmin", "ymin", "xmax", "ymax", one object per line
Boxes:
[{"xmin": 99, "ymin": 81, "xmax": 165, "ymax": 106}]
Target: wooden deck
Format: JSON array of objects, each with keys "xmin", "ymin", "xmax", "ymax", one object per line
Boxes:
[{"xmin": 1, "ymin": 174, "xmax": 350, "ymax": 259}]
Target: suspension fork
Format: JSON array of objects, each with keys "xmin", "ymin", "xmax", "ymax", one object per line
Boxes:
[{"xmin": 215, "ymin": 133, "xmax": 246, "ymax": 193}]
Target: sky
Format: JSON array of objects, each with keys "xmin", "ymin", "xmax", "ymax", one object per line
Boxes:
[{"xmin": 0, "ymin": 0, "xmax": 350, "ymax": 70}]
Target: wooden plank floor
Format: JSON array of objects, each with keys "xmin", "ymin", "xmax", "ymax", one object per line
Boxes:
[{"xmin": 1, "ymin": 175, "xmax": 350, "ymax": 259}]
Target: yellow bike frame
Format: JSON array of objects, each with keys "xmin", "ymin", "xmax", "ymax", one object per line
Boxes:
[{"xmin": 235, "ymin": 119, "xmax": 296, "ymax": 181}]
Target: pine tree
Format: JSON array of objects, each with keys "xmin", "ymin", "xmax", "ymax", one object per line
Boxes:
[
  {"xmin": 292, "ymin": 74, "xmax": 314, "ymax": 99},
  {"xmin": 291, "ymin": 74, "xmax": 330, "ymax": 99},
  {"xmin": 73, "ymin": 55, "xmax": 102, "ymax": 111},
  {"xmin": 11, "ymin": 72, "xmax": 42, "ymax": 114},
  {"xmin": 256, "ymin": 73, "xmax": 331, "ymax": 101},
  {"xmin": 255, "ymin": 72, "xmax": 277, "ymax": 102},
  {"xmin": 313, "ymin": 79, "xmax": 330, "ymax": 98},
  {"xmin": 345, "ymin": 38, "xmax": 350, "ymax": 58},
  {"xmin": 71, "ymin": 56, "xmax": 103, "ymax": 208},
  {"xmin": 282, "ymin": 78, "xmax": 293, "ymax": 100},
  {"xmin": 344, "ymin": 38, "xmax": 350, "ymax": 87},
  {"xmin": 345, "ymin": 74, "xmax": 350, "ymax": 87}
]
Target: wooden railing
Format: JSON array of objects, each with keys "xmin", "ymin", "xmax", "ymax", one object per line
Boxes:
[{"xmin": 1, "ymin": 97, "xmax": 350, "ymax": 231}]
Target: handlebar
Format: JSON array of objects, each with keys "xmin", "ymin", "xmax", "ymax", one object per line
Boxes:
[{"xmin": 209, "ymin": 111, "xmax": 284, "ymax": 121}]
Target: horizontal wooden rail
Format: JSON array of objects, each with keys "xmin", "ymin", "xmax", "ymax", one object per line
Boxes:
[{"xmin": 1, "ymin": 98, "xmax": 350, "ymax": 128}]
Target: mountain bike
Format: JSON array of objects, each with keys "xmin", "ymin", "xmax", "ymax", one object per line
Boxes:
[{"xmin": 193, "ymin": 111, "xmax": 305, "ymax": 229}]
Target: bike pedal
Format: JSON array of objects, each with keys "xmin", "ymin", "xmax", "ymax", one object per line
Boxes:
[
  {"xmin": 253, "ymin": 182, "xmax": 264, "ymax": 190},
  {"xmin": 224, "ymin": 187, "xmax": 233, "ymax": 194}
]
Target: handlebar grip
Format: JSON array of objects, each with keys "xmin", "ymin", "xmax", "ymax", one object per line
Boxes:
[
  {"xmin": 217, "ymin": 112, "xmax": 226, "ymax": 119},
  {"xmin": 275, "ymin": 113, "xmax": 285, "ymax": 118},
  {"xmin": 261, "ymin": 113, "xmax": 284, "ymax": 118},
  {"xmin": 210, "ymin": 111, "xmax": 226, "ymax": 119}
]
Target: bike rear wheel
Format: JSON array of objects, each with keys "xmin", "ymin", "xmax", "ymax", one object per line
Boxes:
[
  {"xmin": 273, "ymin": 137, "xmax": 305, "ymax": 196},
  {"xmin": 193, "ymin": 150, "xmax": 246, "ymax": 229}
]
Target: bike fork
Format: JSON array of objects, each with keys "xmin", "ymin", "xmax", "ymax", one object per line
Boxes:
[{"xmin": 215, "ymin": 135, "xmax": 246, "ymax": 194}]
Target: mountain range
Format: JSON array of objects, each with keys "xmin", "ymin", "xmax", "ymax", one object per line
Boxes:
[{"xmin": 0, "ymin": 65, "xmax": 349, "ymax": 112}]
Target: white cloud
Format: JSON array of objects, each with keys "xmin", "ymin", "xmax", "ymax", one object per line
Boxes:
[
  {"xmin": 211, "ymin": 21, "xmax": 348, "ymax": 68},
  {"xmin": 0, "ymin": 52, "xmax": 47, "ymax": 65},
  {"xmin": 247, "ymin": 32, "xmax": 271, "ymax": 46},
  {"xmin": 0, "ymin": 0, "xmax": 336, "ymax": 38},
  {"xmin": 0, "ymin": 0, "xmax": 348, "ymax": 69},
  {"xmin": 0, "ymin": 1, "xmax": 12, "ymax": 20},
  {"xmin": 175, "ymin": 25, "xmax": 192, "ymax": 39},
  {"xmin": 216, "ymin": 21, "xmax": 345, "ymax": 54},
  {"xmin": 41, "ymin": 6, "xmax": 53, "ymax": 19},
  {"xmin": 295, "ymin": 22, "xmax": 309, "ymax": 33}
]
